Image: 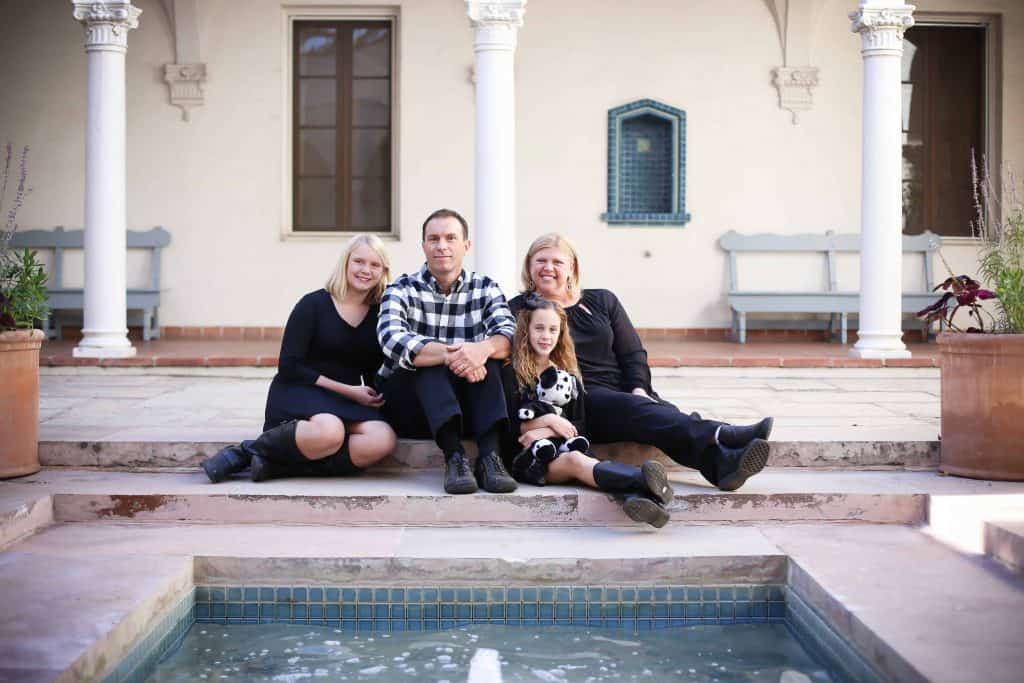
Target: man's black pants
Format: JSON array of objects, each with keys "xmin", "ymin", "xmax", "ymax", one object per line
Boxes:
[{"xmin": 381, "ymin": 359, "xmax": 508, "ymax": 440}]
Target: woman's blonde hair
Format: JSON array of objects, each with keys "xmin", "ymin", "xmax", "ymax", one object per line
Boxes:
[
  {"xmin": 521, "ymin": 233, "xmax": 582, "ymax": 293},
  {"xmin": 512, "ymin": 296, "xmax": 583, "ymax": 392},
  {"xmin": 325, "ymin": 234, "xmax": 391, "ymax": 304}
]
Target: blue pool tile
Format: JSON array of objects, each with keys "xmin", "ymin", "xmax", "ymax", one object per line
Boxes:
[
  {"xmin": 357, "ymin": 620, "xmax": 373, "ymax": 632},
  {"xmin": 653, "ymin": 588, "xmax": 669, "ymax": 601},
  {"xmin": 294, "ymin": 605, "xmax": 307, "ymax": 620},
  {"xmin": 390, "ymin": 589, "xmax": 405, "ymax": 602},
  {"xmin": 702, "ymin": 604, "xmax": 717, "ymax": 619},
  {"xmin": 770, "ymin": 603, "xmax": 785, "ymax": 619},
  {"xmin": 424, "ymin": 621, "xmax": 439, "ymax": 631},
  {"xmin": 276, "ymin": 588, "xmax": 290, "ymax": 602},
  {"xmin": 441, "ymin": 605, "xmax": 454, "ymax": 619},
  {"xmin": 702, "ymin": 588, "xmax": 717, "ymax": 601},
  {"xmin": 670, "ymin": 587, "xmax": 686, "ymax": 601},
  {"xmin": 441, "ymin": 619, "xmax": 456, "ymax": 630},
  {"xmin": 326, "ymin": 588, "xmax": 340, "ymax": 602},
  {"xmin": 309, "ymin": 588, "xmax": 323, "ymax": 602},
  {"xmin": 720, "ymin": 604, "xmax": 735, "ymax": 619},
  {"xmin": 719, "ymin": 587, "xmax": 735, "ymax": 601},
  {"xmin": 488, "ymin": 604, "xmax": 504, "ymax": 619},
  {"xmin": 407, "ymin": 589, "xmax": 421, "ymax": 602},
  {"xmin": 555, "ymin": 588, "xmax": 571, "ymax": 602},
  {"xmin": 601, "ymin": 604, "xmax": 618, "ymax": 618},
  {"xmin": 687, "ymin": 588, "xmax": 701, "ymax": 601},
  {"xmin": 195, "ymin": 586, "xmax": 210, "ymax": 602},
  {"xmin": 637, "ymin": 620, "xmax": 652, "ymax": 631},
  {"xmin": 507, "ymin": 588, "xmax": 521, "ymax": 602},
  {"xmin": 573, "ymin": 588, "xmax": 587, "ymax": 602},
  {"xmin": 637, "ymin": 588, "xmax": 652, "ymax": 601},
  {"xmin": 374, "ymin": 589, "xmax": 388, "ymax": 602},
  {"xmin": 752, "ymin": 586, "xmax": 769, "ymax": 601},
  {"xmin": 473, "ymin": 605, "xmax": 488, "ymax": 620},
  {"xmin": 195, "ymin": 603, "xmax": 210, "ymax": 619},
  {"xmin": 407, "ymin": 605, "xmax": 421, "ymax": 619},
  {"xmin": 227, "ymin": 604, "xmax": 242, "ymax": 618},
  {"xmin": 685, "ymin": 604, "xmax": 702, "ymax": 618},
  {"xmin": 373, "ymin": 605, "xmax": 388, "ymax": 619},
  {"xmin": 620, "ymin": 604, "xmax": 636, "ymax": 619},
  {"xmin": 572, "ymin": 605, "xmax": 587, "ymax": 620},
  {"xmin": 555, "ymin": 605, "xmax": 570, "ymax": 620},
  {"xmin": 507, "ymin": 618, "xmax": 521, "ymax": 626},
  {"xmin": 670, "ymin": 604, "xmax": 685, "ymax": 618},
  {"xmin": 440, "ymin": 589, "xmax": 455, "ymax": 602},
  {"xmin": 357, "ymin": 605, "xmax": 372, "ymax": 619},
  {"xmin": 735, "ymin": 587, "xmax": 751, "ymax": 601},
  {"xmin": 489, "ymin": 588, "xmax": 505, "ymax": 602},
  {"xmin": 752, "ymin": 603, "xmax": 768, "ymax": 619},
  {"xmin": 326, "ymin": 605, "xmax": 340, "ymax": 619},
  {"xmin": 212, "ymin": 604, "xmax": 226, "ymax": 619},
  {"xmin": 358, "ymin": 588, "xmax": 372, "ymax": 602},
  {"xmin": 507, "ymin": 604, "xmax": 521, "ymax": 619},
  {"xmin": 423, "ymin": 589, "xmax": 438, "ymax": 603},
  {"xmin": 424, "ymin": 605, "xmax": 438, "ymax": 620},
  {"xmin": 275, "ymin": 604, "xmax": 290, "ymax": 620},
  {"xmin": 539, "ymin": 588, "xmax": 554, "ymax": 602},
  {"xmin": 342, "ymin": 589, "xmax": 356, "ymax": 602},
  {"xmin": 457, "ymin": 605, "xmax": 471, "ymax": 620},
  {"xmin": 522, "ymin": 604, "xmax": 538, "ymax": 619},
  {"xmin": 310, "ymin": 605, "xmax": 323, "ymax": 619},
  {"xmin": 473, "ymin": 588, "xmax": 487, "ymax": 602},
  {"xmin": 408, "ymin": 621, "xmax": 423, "ymax": 631},
  {"xmin": 244, "ymin": 587, "xmax": 258, "ymax": 601},
  {"xmin": 457, "ymin": 589, "xmax": 472, "ymax": 603},
  {"xmin": 621, "ymin": 588, "xmax": 636, "ymax": 601},
  {"xmin": 391, "ymin": 621, "xmax": 406, "ymax": 632},
  {"xmin": 539, "ymin": 605, "xmax": 554, "ymax": 621},
  {"xmin": 342, "ymin": 605, "xmax": 355, "ymax": 619},
  {"xmin": 244, "ymin": 603, "xmax": 259, "ymax": 618},
  {"xmin": 227, "ymin": 588, "xmax": 242, "ymax": 601},
  {"xmin": 654, "ymin": 604, "xmax": 668, "ymax": 618},
  {"xmin": 637, "ymin": 604, "xmax": 652, "ymax": 618},
  {"xmin": 770, "ymin": 586, "xmax": 785, "ymax": 601},
  {"xmin": 341, "ymin": 620, "xmax": 357, "ymax": 632},
  {"xmin": 735, "ymin": 603, "xmax": 751, "ymax": 618},
  {"xmin": 588, "ymin": 588, "xmax": 603, "ymax": 602},
  {"xmin": 523, "ymin": 588, "xmax": 538, "ymax": 602}
]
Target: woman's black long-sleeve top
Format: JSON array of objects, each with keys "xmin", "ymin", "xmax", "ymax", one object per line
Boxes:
[
  {"xmin": 275, "ymin": 289, "xmax": 382, "ymax": 388},
  {"xmin": 508, "ymin": 289, "xmax": 653, "ymax": 395}
]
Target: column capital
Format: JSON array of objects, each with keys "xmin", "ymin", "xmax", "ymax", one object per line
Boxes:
[
  {"xmin": 466, "ymin": 1, "xmax": 527, "ymax": 28},
  {"xmin": 849, "ymin": 4, "xmax": 915, "ymax": 56},
  {"xmin": 72, "ymin": 1, "xmax": 141, "ymax": 52}
]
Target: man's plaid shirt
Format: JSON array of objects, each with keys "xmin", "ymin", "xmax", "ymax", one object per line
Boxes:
[{"xmin": 376, "ymin": 264, "xmax": 516, "ymax": 381}]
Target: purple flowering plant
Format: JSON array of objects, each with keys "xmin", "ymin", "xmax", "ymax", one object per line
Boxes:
[{"xmin": 916, "ymin": 274, "xmax": 997, "ymax": 333}]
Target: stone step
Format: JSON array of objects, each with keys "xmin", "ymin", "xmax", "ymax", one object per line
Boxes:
[
  {"xmin": 9, "ymin": 469, "xmax": 1024, "ymax": 530},
  {"xmin": 39, "ymin": 438, "xmax": 941, "ymax": 470},
  {"xmin": 985, "ymin": 521, "xmax": 1024, "ymax": 573}
]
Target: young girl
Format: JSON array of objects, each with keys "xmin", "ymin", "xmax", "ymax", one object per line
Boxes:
[{"xmin": 508, "ymin": 296, "xmax": 675, "ymax": 528}]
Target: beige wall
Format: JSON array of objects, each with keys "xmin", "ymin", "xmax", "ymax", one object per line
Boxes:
[{"xmin": 1, "ymin": 0, "xmax": 1020, "ymax": 328}]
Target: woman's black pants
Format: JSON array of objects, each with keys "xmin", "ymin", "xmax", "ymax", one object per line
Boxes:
[
  {"xmin": 584, "ymin": 386, "xmax": 724, "ymax": 485},
  {"xmin": 381, "ymin": 359, "xmax": 508, "ymax": 440}
]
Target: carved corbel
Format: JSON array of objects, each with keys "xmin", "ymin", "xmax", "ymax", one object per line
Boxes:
[
  {"xmin": 160, "ymin": 0, "xmax": 206, "ymax": 121},
  {"xmin": 766, "ymin": 0, "xmax": 824, "ymax": 124}
]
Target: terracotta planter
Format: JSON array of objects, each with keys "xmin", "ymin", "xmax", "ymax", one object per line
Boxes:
[
  {"xmin": 937, "ymin": 333, "xmax": 1024, "ymax": 481},
  {"xmin": 0, "ymin": 329, "xmax": 44, "ymax": 479}
]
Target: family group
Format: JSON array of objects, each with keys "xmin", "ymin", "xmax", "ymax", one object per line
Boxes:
[{"xmin": 200, "ymin": 209, "xmax": 773, "ymax": 528}]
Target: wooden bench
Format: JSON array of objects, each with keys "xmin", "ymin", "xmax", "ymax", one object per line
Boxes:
[
  {"xmin": 718, "ymin": 230, "xmax": 942, "ymax": 343},
  {"xmin": 10, "ymin": 226, "xmax": 171, "ymax": 340}
]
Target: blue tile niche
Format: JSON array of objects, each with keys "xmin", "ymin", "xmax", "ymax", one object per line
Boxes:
[
  {"xmin": 192, "ymin": 583, "xmax": 785, "ymax": 632},
  {"xmin": 602, "ymin": 98, "xmax": 692, "ymax": 226}
]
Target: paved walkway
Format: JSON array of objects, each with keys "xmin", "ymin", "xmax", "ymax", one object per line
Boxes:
[
  {"xmin": 38, "ymin": 337, "xmax": 942, "ymax": 367},
  {"xmin": 39, "ymin": 365, "xmax": 941, "ymax": 443}
]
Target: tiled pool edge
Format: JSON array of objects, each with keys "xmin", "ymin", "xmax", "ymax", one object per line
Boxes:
[
  {"xmin": 101, "ymin": 590, "xmax": 195, "ymax": 683},
  {"xmin": 786, "ymin": 588, "xmax": 884, "ymax": 683}
]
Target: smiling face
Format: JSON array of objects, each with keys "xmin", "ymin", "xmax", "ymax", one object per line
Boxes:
[
  {"xmin": 529, "ymin": 246, "xmax": 575, "ymax": 299},
  {"xmin": 527, "ymin": 307, "xmax": 561, "ymax": 360},
  {"xmin": 422, "ymin": 216, "xmax": 470, "ymax": 281},
  {"xmin": 346, "ymin": 243, "xmax": 385, "ymax": 296}
]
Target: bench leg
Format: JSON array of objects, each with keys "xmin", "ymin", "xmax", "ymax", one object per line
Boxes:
[
  {"xmin": 143, "ymin": 309, "xmax": 154, "ymax": 341},
  {"xmin": 840, "ymin": 314, "xmax": 848, "ymax": 345},
  {"xmin": 731, "ymin": 311, "xmax": 739, "ymax": 342},
  {"xmin": 738, "ymin": 312, "xmax": 747, "ymax": 344}
]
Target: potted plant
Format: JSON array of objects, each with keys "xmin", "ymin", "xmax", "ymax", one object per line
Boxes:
[
  {"xmin": 918, "ymin": 161, "xmax": 1024, "ymax": 481},
  {"xmin": 1, "ymin": 143, "xmax": 47, "ymax": 479}
]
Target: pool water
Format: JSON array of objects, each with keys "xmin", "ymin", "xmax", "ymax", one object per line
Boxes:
[{"xmin": 148, "ymin": 622, "xmax": 833, "ymax": 682}]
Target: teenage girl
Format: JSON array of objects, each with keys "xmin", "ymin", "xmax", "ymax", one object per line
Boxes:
[{"xmin": 508, "ymin": 295, "xmax": 675, "ymax": 528}]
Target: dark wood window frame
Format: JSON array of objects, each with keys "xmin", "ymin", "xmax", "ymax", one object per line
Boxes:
[{"xmin": 292, "ymin": 19, "xmax": 394, "ymax": 234}]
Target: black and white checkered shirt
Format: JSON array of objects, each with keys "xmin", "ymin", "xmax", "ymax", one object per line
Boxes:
[{"xmin": 376, "ymin": 264, "xmax": 516, "ymax": 380}]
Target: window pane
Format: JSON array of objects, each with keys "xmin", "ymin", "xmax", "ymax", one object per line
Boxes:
[
  {"xmin": 299, "ymin": 78, "xmax": 336, "ymax": 126},
  {"xmin": 298, "ymin": 27, "xmax": 336, "ymax": 76},
  {"xmin": 619, "ymin": 114, "xmax": 673, "ymax": 214},
  {"xmin": 351, "ymin": 128, "xmax": 389, "ymax": 179},
  {"xmin": 297, "ymin": 178, "xmax": 336, "ymax": 229},
  {"xmin": 901, "ymin": 26, "xmax": 984, "ymax": 237},
  {"xmin": 351, "ymin": 177, "xmax": 389, "ymax": 228},
  {"xmin": 352, "ymin": 79, "xmax": 389, "ymax": 126},
  {"xmin": 299, "ymin": 129, "xmax": 336, "ymax": 175},
  {"xmin": 352, "ymin": 26, "xmax": 390, "ymax": 77}
]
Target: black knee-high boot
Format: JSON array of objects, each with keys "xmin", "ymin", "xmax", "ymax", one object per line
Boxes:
[
  {"xmin": 201, "ymin": 440, "xmax": 254, "ymax": 483},
  {"xmin": 592, "ymin": 460, "xmax": 674, "ymax": 528},
  {"xmin": 245, "ymin": 421, "xmax": 313, "ymax": 482}
]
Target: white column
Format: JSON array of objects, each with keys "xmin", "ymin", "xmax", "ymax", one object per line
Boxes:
[
  {"xmin": 466, "ymin": 1, "xmax": 526, "ymax": 295},
  {"xmin": 72, "ymin": 1, "xmax": 141, "ymax": 358},
  {"xmin": 849, "ymin": 1, "xmax": 914, "ymax": 359}
]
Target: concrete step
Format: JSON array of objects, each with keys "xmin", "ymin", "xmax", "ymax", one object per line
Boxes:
[
  {"xmin": 6, "ymin": 469, "xmax": 1024, "ymax": 531},
  {"xmin": 38, "ymin": 438, "xmax": 941, "ymax": 470},
  {"xmin": 985, "ymin": 521, "xmax": 1024, "ymax": 573}
]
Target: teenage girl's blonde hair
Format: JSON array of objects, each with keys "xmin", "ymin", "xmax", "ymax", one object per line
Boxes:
[
  {"xmin": 521, "ymin": 232, "xmax": 582, "ymax": 293},
  {"xmin": 512, "ymin": 296, "xmax": 583, "ymax": 392},
  {"xmin": 325, "ymin": 234, "xmax": 391, "ymax": 304}
]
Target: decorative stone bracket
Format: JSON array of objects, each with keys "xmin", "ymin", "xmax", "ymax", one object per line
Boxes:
[
  {"xmin": 160, "ymin": 0, "xmax": 205, "ymax": 121},
  {"xmin": 765, "ymin": 0, "xmax": 824, "ymax": 124},
  {"xmin": 772, "ymin": 66, "xmax": 820, "ymax": 124},
  {"xmin": 163, "ymin": 63, "xmax": 206, "ymax": 121}
]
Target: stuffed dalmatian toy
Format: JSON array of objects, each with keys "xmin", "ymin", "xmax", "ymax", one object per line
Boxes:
[{"xmin": 513, "ymin": 366, "xmax": 590, "ymax": 485}]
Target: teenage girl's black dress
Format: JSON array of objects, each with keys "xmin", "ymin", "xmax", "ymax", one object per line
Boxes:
[{"xmin": 263, "ymin": 289, "xmax": 384, "ymax": 431}]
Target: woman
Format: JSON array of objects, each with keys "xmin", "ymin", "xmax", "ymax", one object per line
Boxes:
[
  {"xmin": 201, "ymin": 235, "xmax": 397, "ymax": 482},
  {"xmin": 508, "ymin": 233, "xmax": 773, "ymax": 491}
]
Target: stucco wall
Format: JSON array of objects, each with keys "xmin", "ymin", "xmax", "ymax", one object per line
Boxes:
[{"xmin": 1, "ymin": 0, "xmax": 1020, "ymax": 328}]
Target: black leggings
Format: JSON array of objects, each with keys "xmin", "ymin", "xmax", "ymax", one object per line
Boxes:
[{"xmin": 584, "ymin": 386, "xmax": 723, "ymax": 485}]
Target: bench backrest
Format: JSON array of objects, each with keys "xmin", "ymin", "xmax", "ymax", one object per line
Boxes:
[
  {"xmin": 9, "ymin": 226, "xmax": 171, "ymax": 290},
  {"xmin": 718, "ymin": 230, "xmax": 942, "ymax": 292}
]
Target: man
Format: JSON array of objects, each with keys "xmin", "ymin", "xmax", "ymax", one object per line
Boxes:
[{"xmin": 377, "ymin": 208, "xmax": 517, "ymax": 494}]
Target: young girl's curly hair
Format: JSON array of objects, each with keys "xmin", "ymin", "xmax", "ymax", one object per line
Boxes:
[{"xmin": 512, "ymin": 295, "xmax": 583, "ymax": 391}]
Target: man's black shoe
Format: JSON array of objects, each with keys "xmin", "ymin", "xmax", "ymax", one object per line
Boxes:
[
  {"xmin": 716, "ymin": 438, "xmax": 770, "ymax": 492},
  {"xmin": 717, "ymin": 417, "xmax": 774, "ymax": 449},
  {"xmin": 444, "ymin": 451, "xmax": 479, "ymax": 494},
  {"xmin": 475, "ymin": 451, "xmax": 518, "ymax": 493}
]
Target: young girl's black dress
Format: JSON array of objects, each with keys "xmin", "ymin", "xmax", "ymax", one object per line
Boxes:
[{"xmin": 263, "ymin": 289, "xmax": 384, "ymax": 431}]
